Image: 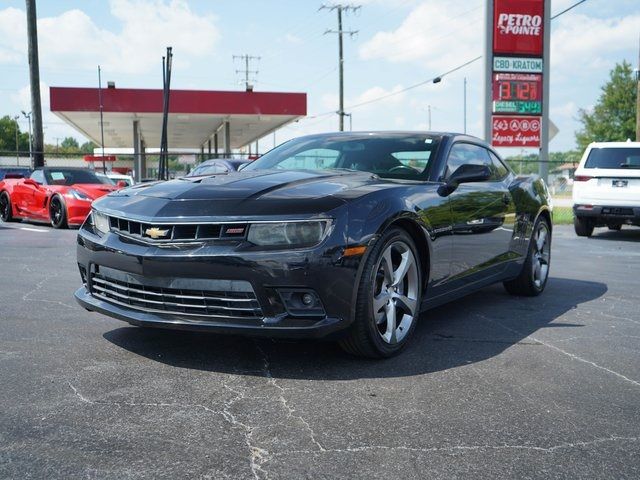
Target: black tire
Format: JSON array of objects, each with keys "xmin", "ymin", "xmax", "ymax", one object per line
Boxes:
[
  {"xmin": 504, "ymin": 216, "xmax": 551, "ymax": 297},
  {"xmin": 49, "ymin": 195, "xmax": 68, "ymax": 229},
  {"xmin": 607, "ymin": 224, "xmax": 622, "ymax": 231},
  {"xmin": 574, "ymin": 216, "xmax": 593, "ymax": 237},
  {"xmin": 0, "ymin": 192, "xmax": 16, "ymax": 222},
  {"xmin": 339, "ymin": 227, "xmax": 423, "ymax": 358}
]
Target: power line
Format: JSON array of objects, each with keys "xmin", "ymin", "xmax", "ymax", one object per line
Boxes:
[
  {"xmin": 233, "ymin": 54, "xmax": 260, "ymax": 91},
  {"xmin": 321, "ymin": 3, "xmax": 360, "ymax": 131},
  {"xmin": 551, "ymin": 0, "xmax": 587, "ymax": 20}
]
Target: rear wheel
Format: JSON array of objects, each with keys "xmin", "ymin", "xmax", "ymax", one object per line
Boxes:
[
  {"xmin": 0, "ymin": 192, "xmax": 16, "ymax": 222},
  {"xmin": 339, "ymin": 228, "xmax": 422, "ymax": 358},
  {"xmin": 49, "ymin": 195, "xmax": 68, "ymax": 229},
  {"xmin": 504, "ymin": 217, "xmax": 551, "ymax": 297},
  {"xmin": 574, "ymin": 216, "xmax": 594, "ymax": 237}
]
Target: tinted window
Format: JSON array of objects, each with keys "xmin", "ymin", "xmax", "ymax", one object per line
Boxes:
[
  {"xmin": 585, "ymin": 147, "xmax": 640, "ymax": 169},
  {"xmin": 30, "ymin": 170, "xmax": 45, "ymax": 183},
  {"xmin": 245, "ymin": 134, "xmax": 441, "ymax": 180},
  {"xmin": 445, "ymin": 144, "xmax": 508, "ymax": 181},
  {"xmin": 445, "ymin": 143, "xmax": 491, "ymax": 179},
  {"xmin": 488, "ymin": 151, "xmax": 510, "ymax": 179},
  {"xmin": 44, "ymin": 169, "xmax": 101, "ymax": 185}
]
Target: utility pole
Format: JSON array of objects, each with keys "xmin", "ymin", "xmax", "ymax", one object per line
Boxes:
[
  {"xmin": 321, "ymin": 4, "xmax": 360, "ymax": 131},
  {"xmin": 14, "ymin": 115, "xmax": 20, "ymax": 165},
  {"xmin": 22, "ymin": 111, "xmax": 32, "ymax": 166},
  {"xmin": 636, "ymin": 34, "xmax": 640, "ymax": 141},
  {"xmin": 98, "ymin": 65, "xmax": 106, "ymax": 173},
  {"xmin": 25, "ymin": 0, "xmax": 44, "ymax": 168},
  {"xmin": 233, "ymin": 54, "xmax": 260, "ymax": 91}
]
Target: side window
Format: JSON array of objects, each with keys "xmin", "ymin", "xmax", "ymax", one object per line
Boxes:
[
  {"xmin": 488, "ymin": 151, "xmax": 509, "ymax": 180},
  {"xmin": 30, "ymin": 170, "xmax": 45, "ymax": 184},
  {"xmin": 445, "ymin": 143, "xmax": 491, "ymax": 179}
]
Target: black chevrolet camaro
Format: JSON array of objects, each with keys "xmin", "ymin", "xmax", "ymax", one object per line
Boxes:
[{"xmin": 75, "ymin": 132, "xmax": 552, "ymax": 358}]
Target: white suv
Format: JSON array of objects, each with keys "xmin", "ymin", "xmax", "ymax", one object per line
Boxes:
[{"xmin": 572, "ymin": 141, "xmax": 640, "ymax": 236}]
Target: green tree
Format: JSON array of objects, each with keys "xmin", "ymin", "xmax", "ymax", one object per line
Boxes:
[
  {"xmin": 60, "ymin": 136, "xmax": 80, "ymax": 150},
  {"xmin": 575, "ymin": 61, "xmax": 637, "ymax": 151},
  {"xmin": 80, "ymin": 141, "xmax": 97, "ymax": 154},
  {"xmin": 0, "ymin": 115, "xmax": 30, "ymax": 154}
]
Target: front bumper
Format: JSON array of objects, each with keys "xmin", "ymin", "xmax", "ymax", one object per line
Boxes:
[
  {"xmin": 573, "ymin": 204, "xmax": 640, "ymax": 225},
  {"xmin": 74, "ymin": 285, "xmax": 345, "ymax": 338},
  {"xmin": 75, "ymin": 221, "xmax": 359, "ymax": 339}
]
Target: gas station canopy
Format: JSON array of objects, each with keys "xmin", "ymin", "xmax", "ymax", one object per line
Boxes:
[{"xmin": 49, "ymin": 87, "xmax": 307, "ymax": 150}]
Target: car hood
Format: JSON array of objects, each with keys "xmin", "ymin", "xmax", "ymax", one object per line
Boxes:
[
  {"xmin": 94, "ymin": 170, "xmax": 400, "ymax": 220},
  {"xmin": 65, "ymin": 183, "xmax": 119, "ymax": 199}
]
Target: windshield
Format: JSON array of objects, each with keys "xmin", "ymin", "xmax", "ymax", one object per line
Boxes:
[
  {"xmin": 244, "ymin": 134, "xmax": 441, "ymax": 179},
  {"xmin": 585, "ymin": 147, "xmax": 640, "ymax": 169},
  {"xmin": 96, "ymin": 174, "xmax": 116, "ymax": 185},
  {"xmin": 44, "ymin": 169, "xmax": 103, "ymax": 185}
]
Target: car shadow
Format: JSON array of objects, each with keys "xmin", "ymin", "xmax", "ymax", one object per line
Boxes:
[
  {"xmin": 103, "ymin": 277, "xmax": 607, "ymax": 380},
  {"xmin": 589, "ymin": 228, "xmax": 640, "ymax": 242}
]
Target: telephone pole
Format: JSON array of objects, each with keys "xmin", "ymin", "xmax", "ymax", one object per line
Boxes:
[
  {"xmin": 233, "ymin": 54, "xmax": 260, "ymax": 91},
  {"xmin": 321, "ymin": 4, "xmax": 360, "ymax": 131},
  {"xmin": 25, "ymin": 0, "xmax": 44, "ymax": 168},
  {"xmin": 636, "ymin": 34, "xmax": 640, "ymax": 141}
]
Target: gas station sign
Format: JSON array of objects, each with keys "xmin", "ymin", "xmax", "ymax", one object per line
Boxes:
[
  {"xmin": 493, "ymin": 0, "xmax": 544, "ymax": 56},
  {"xmin": 492, "ymin": 115, "xmax": 541, "ymax": 147},
  {"xmin": 486, "ymin": 0, "xmax": 546, "ymax": 148},
  {"xmin": 492, "ymin": 73, "xmax": 542, "ymax": 114}
]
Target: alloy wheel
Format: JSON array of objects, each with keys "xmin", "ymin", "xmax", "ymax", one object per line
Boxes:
[
  {"xmin": 372, "ymin": 240, "xmax": 419, "ymax": 344},
  {"xmin": 532, "ymin": 222, "xmax": 550, "ymax": 288},
  {"xmin": 51, "ymin": 199, "xmax": 62, "ymax": 225}
]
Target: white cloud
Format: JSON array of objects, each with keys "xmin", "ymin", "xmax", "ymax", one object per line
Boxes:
[
  {"xmin": 0, "ymin": 0, "xmax": 219, "ymax": 75},
  {"xmin": 551, "ymin": 13, "xmax": 640, "ymax": 75},
  {"xmin": 283, "ymin": 33, "xmax": 302, "ymax": 44},
  {"xmin": 358, "ymin": 1, "xmax": 483, "ymax": 72}
]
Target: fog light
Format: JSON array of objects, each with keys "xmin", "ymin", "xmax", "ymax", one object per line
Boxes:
[
  {"xmin": 302, "ymin": 293, "xmax": 314, "ymax": 305},
  {"xmin": 278, "ymin": 289, "xmax": 326, "ymax": 318}
]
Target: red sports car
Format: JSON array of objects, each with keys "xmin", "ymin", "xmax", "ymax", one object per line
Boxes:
[{"xmin": 0, "ymin": 167, "xmax": 120, "ymax": 228}]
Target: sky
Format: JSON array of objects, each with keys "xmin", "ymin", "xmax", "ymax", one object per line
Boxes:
[{"xmin": 0, "ymin": 0, "xmax": 639, "ymax": 154}]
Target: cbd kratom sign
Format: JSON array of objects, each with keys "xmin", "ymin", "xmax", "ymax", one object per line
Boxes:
[{"xmin": 493, "ymin": 56, "xmax": 542, "ymax": 73}]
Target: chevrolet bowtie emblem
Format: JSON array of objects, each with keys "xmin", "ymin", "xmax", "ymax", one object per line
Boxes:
[{"xmin": 145, "ymin": 227, "xmax": 170, "ymax": 239}]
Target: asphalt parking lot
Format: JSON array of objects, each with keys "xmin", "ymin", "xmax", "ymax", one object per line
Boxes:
[{"xmin": 1, "ymin": 222, "xmax": 639, "ymax": 479}]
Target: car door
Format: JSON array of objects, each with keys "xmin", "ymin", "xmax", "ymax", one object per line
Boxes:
[
  {"xmin": 12, "ymin": 170, "xmax": 44, "ymax": 216},
  {"xmin": 444, "ymin": 142, "xmax": 514, "ymax": 285}
]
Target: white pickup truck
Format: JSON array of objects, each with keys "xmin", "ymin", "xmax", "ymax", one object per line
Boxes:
[{"xmin": 572, "ymin": 141, "xmax": 640, "ymax": 237}]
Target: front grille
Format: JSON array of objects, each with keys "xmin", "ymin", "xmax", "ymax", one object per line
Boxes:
[
  {"xmin": 108, "ymin": 215, "xmax": 247, "ymax": 243},
  {"xmin": 89, "ymin": 267, "xmax": 262, "ymax": 320}
]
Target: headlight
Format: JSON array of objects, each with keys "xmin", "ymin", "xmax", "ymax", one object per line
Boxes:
[
  {"xmin": 247, "ymin": 220, "xmax": 331, "ymax": 247},
  {"xmin": 67, "ymin": 188, "xmax": 92, "ymax": 200},
  {"xmin": 92, "ymin": 210, "xmax": 110, "ymax": 236}
]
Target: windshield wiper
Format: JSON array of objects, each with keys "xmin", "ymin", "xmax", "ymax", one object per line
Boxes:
[{"xmin": 619, "ymin": 164, "xmax": 640, "ymax": 168}]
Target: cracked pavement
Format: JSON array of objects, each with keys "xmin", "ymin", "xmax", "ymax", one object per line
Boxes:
[{"xmin": 1, "ymin": 223, "xmax": 639, "ymax": 479}]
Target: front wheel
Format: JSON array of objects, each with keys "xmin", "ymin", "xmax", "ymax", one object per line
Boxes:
[
  {"xmin": 504, "ymin": 217, "xmax": 551, "ymax": 297},
  {"xmin": 339, "ymin": 228, "xmax": 422, "ymax": 358},
  {"xmin": 0, "ymin": 192, "xmax": 16, "ymax": 222},
  {"xmin": 49, "ymin": 195, "xmax": 68, "ymax": 229}
]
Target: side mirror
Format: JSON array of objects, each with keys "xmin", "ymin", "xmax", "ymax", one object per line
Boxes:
[
  {"xmin": 24, "ymin": 178, "xmax": 40, "ymax": 187},
  {"xmin": 116, "ymin": 180, "xmax": 128, "ymax": 188},
  {"xmin": 439, "ymin": 164, "xmax": 491, "ymax": 196}
]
